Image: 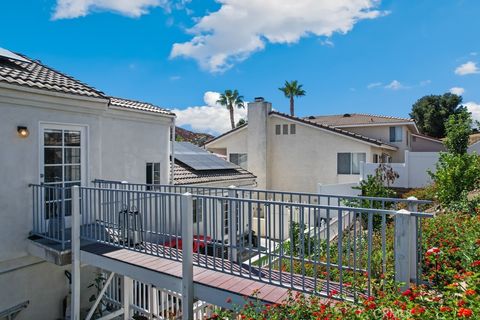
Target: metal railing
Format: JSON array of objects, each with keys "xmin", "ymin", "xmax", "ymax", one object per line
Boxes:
[
  {"xmin": 30, "ymin": 184, "xmax": 70, "ymax": 250},
  {"xmin": 74, "ymin": 185, "xmax": 433, "ymax": 300},
  {"xmin": 29, "ymin": 181, "xmax": 434, "ymax": 302}
]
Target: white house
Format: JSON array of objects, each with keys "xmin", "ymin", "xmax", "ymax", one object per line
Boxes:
[
  {"xmin": 0, "ymin": 48, "xmax": 177, "ymax": 319},
  {"xmin": 205, "ymin": 98, "xmax": 444, "ymax": 193}
]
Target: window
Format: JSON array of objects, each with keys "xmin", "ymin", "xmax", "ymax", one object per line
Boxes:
[
  {"xmin": 229, "ymin": 153, "xmax": 248, "ymax": 168},
  {"xmin": 275, "ymin": 124, "xmax": 281, "ymax": 135},
  {"xmin": 290, "ymin": 124, "xmax": 296, "ymax": 134},
  {"xmin": 146, "ymin": 162, "xmax": 160, "ymax": 186},
  {"xmin": 373, "ymin": 154, "xmax": 379, "ymax": 163},
  {"xmin": 389, "ymin": 126, "xmax": 403, "ymax": 142},
  {"xmin": 337, "ymin": 153, "xmax": 366, "ymax": 174},
  {"xmin": 283, "ymin": 124, "xmax": 289, "ymax": 135}
]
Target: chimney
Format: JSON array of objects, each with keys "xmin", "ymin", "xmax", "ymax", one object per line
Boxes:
[{"xmin": 247, "ymin": 97, "xmax": 272, "ymax": 189}]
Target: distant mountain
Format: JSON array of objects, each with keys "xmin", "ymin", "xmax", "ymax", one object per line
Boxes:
[{"xmin": 175, "ymin": 127, "xmax": 214, "ymax": 146}]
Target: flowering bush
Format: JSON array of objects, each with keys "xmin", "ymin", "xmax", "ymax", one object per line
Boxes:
[{"xmin": 212, "ymin": 211, "xmax": 480, "ymax": 319}]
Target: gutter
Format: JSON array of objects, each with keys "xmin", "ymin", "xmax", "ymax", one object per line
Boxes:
[{"xmin": 171, "ymin": 118, "xmax": 176, "ymax": 185}]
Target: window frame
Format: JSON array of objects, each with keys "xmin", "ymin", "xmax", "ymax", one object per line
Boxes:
[
  {"xmin": 337, "ymin": 152, "xmax": 366, "ymax": 175},
  {"xmin": 389, "ymin": 126, "xmax": 403, "ymax": 142},
  {"xmin": 275, "ymin": 125, "xmax": 281, "ymax": 135},
  {"xmin": 146, "ymin": 162, "xmax": 161, "ymax": 186},
  {"xmin": 290, "ymin": 124, "xmax": 296, "ymax": 134}
]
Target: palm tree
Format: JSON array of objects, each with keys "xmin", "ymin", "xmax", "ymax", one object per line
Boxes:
[
  {"xmin": 279, "ymin": 80, "xmax": 306, "ymax": 116},
  {"xmin": 217, "ymin": 89, "xmax": 245, "ymax": 129}
]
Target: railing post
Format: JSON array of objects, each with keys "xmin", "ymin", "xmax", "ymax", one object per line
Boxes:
[
  {"xmin": 181, "ymin": 193, "xmax": 194, "ymax": 320},
  {"xmin": 122, "ymin": 276, "xmax": 132, "ymax": 320},
  {"xmin": 71, "ymin": 186, "xmax": 81, "ymax": 320},
  {"xmin": 407, "ymin": 196, "xmax": 419, "ymax": 284},
  {"xmin": 394, "ymin": 209, "xmax": 412, "ymax": 291},
  {"xmin": 228, "ymin": 186, "xmax": 238, "ymax": 263}
]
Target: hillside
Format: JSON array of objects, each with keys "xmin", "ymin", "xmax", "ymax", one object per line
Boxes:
[{"xmin": 175, "ymin": 127, "xmax": 214, "ymax": 146}]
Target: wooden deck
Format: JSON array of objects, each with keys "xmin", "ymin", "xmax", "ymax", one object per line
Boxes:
[{"xmin": 81, "ymin": 241, "xmax": 349, "ymax": 306}]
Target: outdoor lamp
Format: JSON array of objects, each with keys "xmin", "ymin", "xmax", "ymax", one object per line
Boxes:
[{"xmin": 17, "ymin": 126, "xmax": 29, "ymax": 138}]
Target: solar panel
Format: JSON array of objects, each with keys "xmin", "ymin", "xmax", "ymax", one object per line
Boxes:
[
  {"xmin": 0, "ymin": 47, "xmax": 30, "ymax": 63},
  {"xmin": 174, "ymin": 142, "xmax": 239, "ymax": 170}
]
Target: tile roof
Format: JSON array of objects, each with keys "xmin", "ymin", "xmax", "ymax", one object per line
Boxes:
[
  {"xmin": 205, "ymin": 111, "xmax": 398, "ymax": 149},
  {"xmin": 271, "ymin": 111, "xmax": 397, "ymax": 148},
  {"xmin": 0, "ymin": 51, "xmax": 105, "ymax": 99},
  {"xmin": 109, "ymin": 97, "xmax": 174, "ymax": 116},
  {"xmin": 305, "ymin": 113, "xmax": 415, "ymax": 127},
  {"xmin": 173, "ymin": 161, "xmax": 256, "ymax": 185}
]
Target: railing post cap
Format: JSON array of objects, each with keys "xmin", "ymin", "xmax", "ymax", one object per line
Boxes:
[
  {"xmin": 228, "ymin": 185, "xmax": 237, "ymax": 189},
  {"xmin": 407, "ymin": 196, "xmax": 418, "ymax": 201},
  {"xmin": 396, "ymin": 209, "xmax": 411, "ymax": 215},
  {"xmin": 121, "ymin": 181, "xmax": 129, "ymax": 184},
  {"xmin": 182, "ymin": 192, "xmax": 192, "ymax": 196}
]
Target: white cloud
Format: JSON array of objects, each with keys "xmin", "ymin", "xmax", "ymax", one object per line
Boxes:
[
  {"xmin": 172, "ymin": 91, "xmax": 247, "ymax": 135},
  {"xmin": 170, "ymin": 0, "xmax": 387, "ymax": 72},
  {"xmin": 384, "ymin": 80, "xmax": 404, "ymax": 90},
  {"xmin": 367, "ymin": 82, "xmax": 382, "ymax": 89},
  {"xmin": 449, "ymin": 87, "xmax": 465, "ymax": 96},
  {"xmin": 455, "ymin": 61, "xmax": 479, "ymax": 76},
  {"xmin": 52, "ymin": 0, "xmax": 169, "ymax": 19},
  {"xmin": 465, "ymin": 101, "xmax": 480, "ymax": 123},
  {"xmin": 419, "ymin": 79, "xmax": 431, "ymax": 86}
]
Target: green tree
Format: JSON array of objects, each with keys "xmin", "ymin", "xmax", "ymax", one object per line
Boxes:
[
  {"xmin": 410, "ymin": 93, "xmax": 466, "ymax": 138},
  {"xmin": 217, "ymin": 89, "xmax": 245, "ymax": 129},
  {"xmin": 430, "ymin": 111, "xmax": 480, "ymax": 207},
  {"xmin": 279, "ymin": 80, "xmax": 306, "ymax": 116},
  {"xmin": 236, "ymin": 118, "xmax": 247, "ymax": 127},
  {"xmin": 444, "ymin": 109, "xmax": 473, "ymax": 154}
]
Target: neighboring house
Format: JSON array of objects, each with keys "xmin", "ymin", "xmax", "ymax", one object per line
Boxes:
[
  {"xmin": 173, "ymin": 142, "xmax": 256, "ymax": 188},
  {"xmin": 410, "ymin": 133, "xmax": 445, "ymax": 152},
  {"xmin": 0, "ymin": 48, "xmax": 175, "ymax": 319},
  {"xmin": 204, "ymin": 98, "xmax": 443, "ymax": 193}
]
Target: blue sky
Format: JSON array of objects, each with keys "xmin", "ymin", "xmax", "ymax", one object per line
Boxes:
[{"xmin": 1, "ymin": 0, "xmax": 479, "ymax": 134}]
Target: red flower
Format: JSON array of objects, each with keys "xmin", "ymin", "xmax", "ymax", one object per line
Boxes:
[
  {"xmin": 458, "ymin": 308, "xmax": 473, "ymax": 318},
  {"xmin": 426, "ymin": 247, "xmax": 440, "ymax": 256},
  {"xmin": 471, "ymin": 260, "xmax": 480, "ymax": 267},
  {"xmin": 226, "ymin": 297, "xmax": 232, "ymax": 303},
  {"xmin": 440, "ymin": 306, "xmax": 452, "ymax": 312},
  {"xmin": 410, "ymin": 306, "xmax": 425, "ymax": 315},
  {"xmin": 465, "ymin": 289, "xmax": 476, "ymax": 296}
]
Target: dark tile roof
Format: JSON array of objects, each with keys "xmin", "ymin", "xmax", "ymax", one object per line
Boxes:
[
  {"xmin": 305, "ymin": 113, "xmax": 415, "ymax": 127},
  {"xmin": 109, "ymin": 97, "xmax": 174, "ymax": 116},
  {"xmin": 0, "ymin": 51, "xmax": 105, "ymax": 99},
  {"xmin": 173, "ymin": 161, "xmax": 256, "ymax": 185}
]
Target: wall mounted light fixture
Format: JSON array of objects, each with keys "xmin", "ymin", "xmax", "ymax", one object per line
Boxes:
[{"xmin": 17, "ymin": 126, "xmax": 29, "ymax": 138}]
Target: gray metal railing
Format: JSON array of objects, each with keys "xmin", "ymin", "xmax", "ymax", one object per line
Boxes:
[
  {"xmin": 30, "ymin": 184, "xmax": 70, "ymax": 250},
  {"xmin": 75, "ymin": 185, "xmax": 432, "ymax": 300},
  {"xmin": 30, "ymin": 182, "xmax": 433, "ymax": 301}
]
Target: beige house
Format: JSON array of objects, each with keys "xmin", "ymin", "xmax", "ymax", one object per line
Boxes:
[{"xmin": 205, "ymin": 98, "xmax": 443, "ymax": 193}]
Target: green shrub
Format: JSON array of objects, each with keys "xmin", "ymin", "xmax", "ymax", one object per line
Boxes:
[{"xmin": 430, "ymin": 153, "xmax": 480, "ymax": 207}]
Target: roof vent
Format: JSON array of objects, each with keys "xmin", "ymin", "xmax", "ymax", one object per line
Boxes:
[
  {"xmin": 343, "ymin": 113, "xmax": 351, "ymax": 117},
  {"xmin": 254, "ymin": 97, "xmax": 264, "ymax": 102}
]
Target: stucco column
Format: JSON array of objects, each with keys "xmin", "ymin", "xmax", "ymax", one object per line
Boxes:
[{"xmin": 247, "ymin": 97, "xmax": 272, "ymax": 189}]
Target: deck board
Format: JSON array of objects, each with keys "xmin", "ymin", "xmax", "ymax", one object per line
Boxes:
[{"xmin": 81, "ymin": 241, "xmax": 348, "ymax": 305}]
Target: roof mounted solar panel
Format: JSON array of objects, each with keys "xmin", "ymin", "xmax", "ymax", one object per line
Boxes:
[
  {"xmin": 174, "ymin": 142, "xmax": 239, "ymax": 170},
  {"xmin": 0, "ymin": 47, "xmax": 30, "ymax": 63}
]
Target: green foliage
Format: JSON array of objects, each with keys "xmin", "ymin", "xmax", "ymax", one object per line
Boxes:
[
  {"xmin": 278, "ymin": 80, "xmax": 306, "ymax": 116},
  {"xmin": 410, "ymin": 93, "xmax": 466, "ymax": 138},
  {"xmin": 430, "ymin": 110, "xmax": 480, "ymax": 208},
  {"xmin": 430, "ymin": 153, "xmax": 480, "ymax": 207},
  {"xmin": 444, "ymin": 110, "xmax": 473, "ymax": 154},
  {"xmin": 217, "ymin": 89, "xmax": 245, "ymax": 129},
  {"xmin": 236, "ymin": 118, "xmax": 247, "ymax": 127}
]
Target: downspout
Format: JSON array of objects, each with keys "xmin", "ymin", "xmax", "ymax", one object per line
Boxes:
[{"xmin": 170, "ymin": 117, "xmax": 175, "ymax": 185}]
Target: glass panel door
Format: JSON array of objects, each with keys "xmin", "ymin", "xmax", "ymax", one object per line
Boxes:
[{"xmin": 40, "ymin": 125, "xmax": 85, "ymax": 229}]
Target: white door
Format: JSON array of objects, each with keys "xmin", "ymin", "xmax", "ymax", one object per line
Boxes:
[{"xmin": 40, "ymin": 124, "xmax": 86, "ymax": 227}]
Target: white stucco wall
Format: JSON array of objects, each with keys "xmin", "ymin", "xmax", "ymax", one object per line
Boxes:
[{"xmin": 0, "ymin": 85, "xmax": 173, "ymax": 319}]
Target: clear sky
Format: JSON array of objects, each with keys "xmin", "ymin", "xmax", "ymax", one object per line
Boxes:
[{"xmin": 1, "ymin": 1, "xmax": 479, "ymax": 134}]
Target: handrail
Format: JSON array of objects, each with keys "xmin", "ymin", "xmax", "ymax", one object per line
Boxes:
[{"xmin": 92, "ymin": 179, "xmax": 433, "ymax": 204}]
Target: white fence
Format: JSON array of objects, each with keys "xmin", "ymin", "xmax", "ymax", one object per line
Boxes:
[{"xmin": 360, "ymin": 151, "xmax": 439, "ymax": 188}]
